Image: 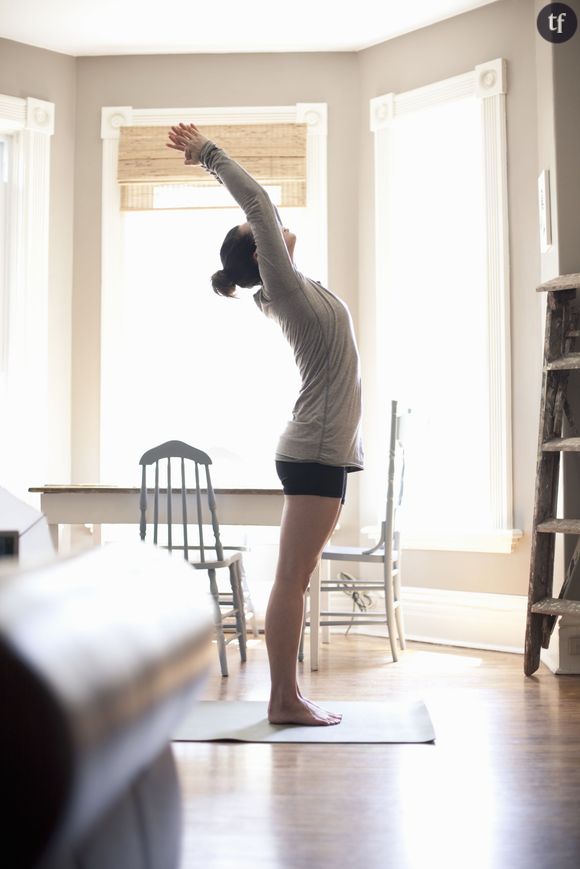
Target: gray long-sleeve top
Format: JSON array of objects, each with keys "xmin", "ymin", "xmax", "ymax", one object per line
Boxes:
[{"xmin": 200, "ymin": 140, "xmax": 364, "ymax": 471}]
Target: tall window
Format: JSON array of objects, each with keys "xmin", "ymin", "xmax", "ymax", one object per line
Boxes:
[
  {"xmin": 385, "ymin": 97, "xmax": 489, "ymax": 530},
  {"xmin": 100, "ymin": 105, "xmax": 328, "ymax": 487},
  {"xmin": 0, "ymin": 97, "xmax": 53, "ymax": 504},
  {"xmin": 371, "ymin": 61, "xmax": 518, "ymax": 552},
  {"xmin": 108, "ymin": 196, "xmax": 309, "ymax": 486},
  {"xmin": 0, "ymin": 136, "xmax": 9, "ymax": 374}
]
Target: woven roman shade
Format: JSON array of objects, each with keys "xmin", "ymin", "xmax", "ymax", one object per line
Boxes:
[{"xmin": 118, "ymin": 123, "xmax": 307, "ymax": 211}]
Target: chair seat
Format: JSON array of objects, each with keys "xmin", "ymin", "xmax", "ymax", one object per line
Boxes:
[
  {"xmin": 321, "ymin": 544, "xmax": 399, "ymax": 563},
  {"xmin": 160, "ymin": 546, "xmax": 243, "ymax": 569},
  {"xmin": 188, "ymin": 550, "xmax": 243, "ymax": 570}
]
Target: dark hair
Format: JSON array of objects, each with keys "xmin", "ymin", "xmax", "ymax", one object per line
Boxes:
[{"xmin": 211, "ymin": 225, "xmax": 261, "ymax": 298}]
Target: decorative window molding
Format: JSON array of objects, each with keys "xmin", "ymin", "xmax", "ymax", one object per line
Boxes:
[
  {"xmin": 0, "ymin": 94, "xmax": 54, "ymax": 498},
  {"xmin": 370, "ymin": 59, "xmax": 520, "ymax": 553},
  {"xmin": 100, "ymin": 103, "xmax": 327, "ymax": 480}
]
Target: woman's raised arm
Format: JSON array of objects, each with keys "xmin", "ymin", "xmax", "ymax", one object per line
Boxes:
[{"xmin": 168, "ymin": 124, "xmax": 299, "ymax": 298}]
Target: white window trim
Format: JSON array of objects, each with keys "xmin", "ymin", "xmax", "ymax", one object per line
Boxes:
[
  {"xmin": 370, "ymin": 59, "xmax": 521, "ymax": 554},
  {"xmin": 100, "ymin": 103, "xmax": 328, "ymax": 481},
  {"xmin": 0, "ymin": 93, "xmax": 54, "ymax": 494}
]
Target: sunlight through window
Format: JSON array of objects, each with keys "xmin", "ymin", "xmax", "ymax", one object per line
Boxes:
[
  {"xmin": 101, "ymin": 195, "xmax": 315, "ymax": 487},
  {"xmin": 382, "ymin": 96, "xmax": 490, "ymax": 532}
]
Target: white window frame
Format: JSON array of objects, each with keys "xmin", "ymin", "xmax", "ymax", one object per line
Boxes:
[
  {"xmin": 0, "ymin": 134, "xmax": 9, "ymax": 372},
  {"xmin": 0, "ymin": 94, "xmax": 54, "ymax": 498},
  {"xmin": 100, "ymin": 103, "xmax": 328, "ymax": 482},
  {"xmin": 370, "ymin": 59, "xmax": 521, "ymax": 554}
]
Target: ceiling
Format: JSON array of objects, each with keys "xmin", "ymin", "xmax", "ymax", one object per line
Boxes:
[{"xmin": 0, "ymin": 0, "xmax": 501, "ymax": 56}]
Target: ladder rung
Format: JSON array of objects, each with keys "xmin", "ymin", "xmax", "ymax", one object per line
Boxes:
[
  {"xmin": 542, "ymin": 437, "xmax": 580, "ymax": 452},
  {"xmin": 531, "ymin": 597, "xmax": 580, "ymax": 617},
  {"xmin": 537, "ymin": 519, "xmax": 580, "ymax": 534},
  {"xmin": 546, "ymin": 355, "xmax": 580, "ymax": 370}
]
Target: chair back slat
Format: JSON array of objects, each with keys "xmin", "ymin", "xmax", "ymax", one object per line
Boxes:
[
  {"xmin": 194, "ymin": 462, "xmax": 205, "ymax": 561},
  {"xmin": 384, "ymin": 400, "xmax": 398, "ymax": 567},
  {"xmin": 181, "ymin": 458, "xmax": 188, "ymax": 559},
  {"xmin": 139, "ymin": 464, "xmax": 147, "ymax": 540},
  {"xmin": 167, "ymin": 458, "xmax": 172, "ymax": 551},
  {"xmin": 205, "ymin": 465, "xmax": 224, "ymax": 561},
  {"xmin": 384, "ymin": 401, "xmax": 410, "ymax": 553},
  {"xmin": 153, "ymin": 462, "xmax": 159, "ymax": 545}
]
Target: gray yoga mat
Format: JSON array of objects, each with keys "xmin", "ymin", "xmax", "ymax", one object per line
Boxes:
[{"xmin": 173, "ymin": 700, "xmax": 435, "ymax": 743}]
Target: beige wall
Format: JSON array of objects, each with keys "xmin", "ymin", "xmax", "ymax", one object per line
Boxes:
[
  {"xmin": 0, "ymin": 38, "xmax": 76, "ymax": 490},
  {"xmin": 358, "ymin": 0, "xmax": 541, "ymax": 595}
]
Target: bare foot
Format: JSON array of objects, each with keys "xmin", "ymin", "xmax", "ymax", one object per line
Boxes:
[
  {"xmin": 268, "ymin": 695, "xmax": 342, "ymax": 726},
  {"xmin": 297, "ymin": 688, "xmax": 342, "ymax": 723}
]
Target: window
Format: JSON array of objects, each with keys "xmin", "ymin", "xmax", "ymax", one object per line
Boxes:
[
  {"xmin": 0, "ymin": 135, "xmax": 10, "ymax": 373},
  {"xmin": 0, "ymin": 96, "xmax": 54, "ymax": 504},
  {"xmin": 100, "ymin": 104, "xmax": 328, "ymax": 487},
  {"xmin": 371, "ymin": 60, "xmax": 520, "ymax": 553}
]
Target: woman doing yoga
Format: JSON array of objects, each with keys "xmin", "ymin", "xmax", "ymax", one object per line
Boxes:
[{"xmin": 167, "ymin": 123, "xmax": 364, "ymax": 726}]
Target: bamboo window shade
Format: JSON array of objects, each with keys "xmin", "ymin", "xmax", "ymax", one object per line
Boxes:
[{"xmin": 118, "ymin": 123, "xmax": 308, "ymax": 211}]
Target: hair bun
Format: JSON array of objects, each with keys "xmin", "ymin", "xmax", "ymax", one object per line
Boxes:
[{"xmin": 211, "ymin": 268, "xmax": 237, "ymax": 298}]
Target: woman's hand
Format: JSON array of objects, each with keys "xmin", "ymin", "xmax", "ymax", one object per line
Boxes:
[{"xmin": 166, "ymin": 123, "xmax": 209, "ymax": 165}]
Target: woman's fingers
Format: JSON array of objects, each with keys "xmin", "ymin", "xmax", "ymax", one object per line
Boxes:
[{"xmin": 167, "ymin": 124, "xmax": 205, "ymax": 164}]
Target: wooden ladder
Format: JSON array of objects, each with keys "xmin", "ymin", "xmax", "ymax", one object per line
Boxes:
[{"xmin": 525, "ymin": 273, "xmax": 580, "ymax": 676}]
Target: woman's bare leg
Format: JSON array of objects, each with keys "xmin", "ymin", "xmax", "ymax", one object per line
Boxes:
[{"xmin": 266, "ymin": 494, "xmax": 342, "ymax": 725}]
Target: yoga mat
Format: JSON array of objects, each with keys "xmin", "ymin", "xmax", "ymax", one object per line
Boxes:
[{"xmin": 173, "ymin": 700, "xmax": 435, "ymax": 743}]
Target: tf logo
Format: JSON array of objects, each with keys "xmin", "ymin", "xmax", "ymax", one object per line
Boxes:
[{"xmin": 537, "ymin": 3, "xmax": 578, "ymax": 43}]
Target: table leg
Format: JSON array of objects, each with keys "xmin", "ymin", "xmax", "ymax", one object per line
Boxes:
[
  {"xmin": 47, "ymin": 524, "xmax": 71, "ymax": 553},
  {"xmin": 48, "ymin": 524, "xmax": 61, "ymax": 553}
]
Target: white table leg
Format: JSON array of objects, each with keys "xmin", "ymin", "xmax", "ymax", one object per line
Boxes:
[
  {"xmin": 49, "ymin": 523, "xmax": 60, "ymax": 553},
  {"xmin": 309, "ymin": 562, "xmax": 320, "ymax": 671},
  {"xmin": 48, "ymin": 523, "xmax": 71, "ymax": 554}
]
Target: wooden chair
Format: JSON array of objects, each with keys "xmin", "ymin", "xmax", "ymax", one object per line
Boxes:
[
  {"xmin": 139, "ymin": 440, "xmax": 247, "ymax": 677},
  {"xmin": 299, "ymin": 401, "xmax": 409, "ymax": 669}
]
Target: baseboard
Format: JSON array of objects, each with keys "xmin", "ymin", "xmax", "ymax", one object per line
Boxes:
[{"xmin": 324, "ymin": 586, "xmax": 528, "ymax": 655}]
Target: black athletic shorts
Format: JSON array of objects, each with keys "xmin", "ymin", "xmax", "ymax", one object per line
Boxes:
[{"xmin": 275, "ymin": 460, "xmax": 348, "ymax": 504}]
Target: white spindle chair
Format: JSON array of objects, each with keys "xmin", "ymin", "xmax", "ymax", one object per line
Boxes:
[
  {"xmin": 139, "ymin": 440, "xmax": 247, "ymax": 677},
  {"xmin": 299, "ymin": 401, "xmax": 409, "ymax": 669}
]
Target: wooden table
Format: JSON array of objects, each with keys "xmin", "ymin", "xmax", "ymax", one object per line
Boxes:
[
  {"xmin": 29, "ymin": 484, "xmax": 326, "ymax": 670},
  {"xmin": 29, "ymin": 485, "xmax": 285, "ymax": 550}
]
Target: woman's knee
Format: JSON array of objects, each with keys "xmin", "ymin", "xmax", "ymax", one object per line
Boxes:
[{"xmin": 275, "ymin": 561, "xmax": 316, "ymax": 593}]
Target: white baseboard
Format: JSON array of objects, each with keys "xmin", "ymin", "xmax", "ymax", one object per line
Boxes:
[
  {"xmin": 325, "ymin": 586, "xmax": 528, "ymax": 655},
  {"xmin": 252, "ymin": 582, "xmax": 580, "ymax": 667}
]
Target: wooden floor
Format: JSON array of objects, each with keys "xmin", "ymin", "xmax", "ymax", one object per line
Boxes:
[{"xmin": 173, "ymin": 635, "xmax": 580, "ymax": 869}]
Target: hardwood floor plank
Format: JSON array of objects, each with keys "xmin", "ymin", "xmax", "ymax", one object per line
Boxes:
[{"xmin": 173, "ymin": 635, "xmax": 580, "ymax": 869}]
